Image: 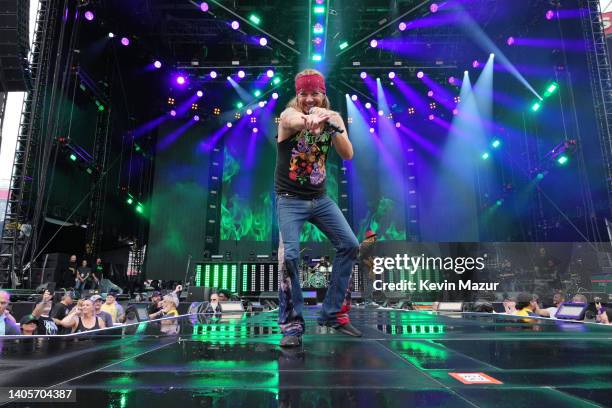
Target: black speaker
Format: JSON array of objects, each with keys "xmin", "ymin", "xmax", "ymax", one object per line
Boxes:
[
  {"xmin": 187, "ymin": 286, "xmax": 211, "ymax": 302},
  {"xmin": 8, "ymin": 301, "xmax": 36, "ymax": 321},
  {"xmin": 0, "ymin": 0, "xmax": 30, "ymax": 91}
]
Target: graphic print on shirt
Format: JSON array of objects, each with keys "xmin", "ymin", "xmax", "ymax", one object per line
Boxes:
[{"xmin": 288, "ymin": 130, "xmax": 330, "ymax": 186}]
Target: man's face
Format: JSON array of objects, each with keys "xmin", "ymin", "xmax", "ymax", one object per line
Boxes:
[
  {"xmin": 21, "ymin": 322, "xmax": 37, "ymax": 334},
  {"xmin": 218, "ymin": 293, "xmax": 228, "ymax": 302},
  {"xmin": 553, "ymin": 293, "xmax": 564, "ymax": 305},
  {"xmin": 82, "ymin": 260, "xmax": 87, "ymax": 267},
  {"xmin": 70, "ymin": 255, "xmax": 77, "ymax": 263},
  {"xmin": 210, "ymin": 294, "xmax": 219, "ymax": 303},
  {"xmin": 0, "ymin": 292, "xmax": 9, "ymax": 315},
  {"xmin": 96, "ymin": 258, "xmax": 101, "ymax": 265},
  {"xmin": 106, "ymin": 295, "xmax": 115, "ymax": 305},
  {"xmin": 297, "ymin": 90, "xmax": 325, "ymax": 114},
  {"xmin": 94, "ymin": 300, "xmax": 103, "ymax": 312},
  {"xmin": 63, "ymin": 294, "xmax": 73, "ymax": 305},
  {"xmin": 152, "ymin": 295, "xmax": 161, "ymax": 304}
]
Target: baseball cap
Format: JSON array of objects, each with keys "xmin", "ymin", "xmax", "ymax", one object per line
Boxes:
[
  {"xmin": 19, "ymin": 314, "xmax": 38, "ymax": 325},
  {"xmin": 89, "ymin": 295, "xmax": 103, "ymax": 302}
]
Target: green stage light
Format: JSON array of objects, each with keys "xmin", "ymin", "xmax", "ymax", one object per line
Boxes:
[
  {"xmin": 86, "ymin": 168, "xmax": 93, "ymax": 175},
  {"xmin": 339, "ymin": 41, "xmax": 348, "ymax": 50},
  {"xmin": 134, "ymin": 144, "xmax": 141, "ymax": 152},
  {"xmin": 253, "ymin": 89, "xmax": 261, "ymax": 97},
  {"xmin": 496, "ymin": 199, "xmax": 504, "ymax": 206},
  {"xmin": 491, "ymin": 139, "xmax": 501, "ymax": 149},
  {"xmin": 98, "ymin": 104, "xmax": 104, "ymax": 111},
  {"xmin": 536, "ymin": 172, "xmax": 545, "ymax": 180},
  {"xmin": 135, "ymin": 204, "xmax": 144, "ymax": 214},
  {"xmin": 557, "ymin": 155, "xmax": 569, "ymax": 165},
  {"xmin": 312, "ymin": 54, "xmax": 322, "ymax": 62},
  {"xmin": 272, "ymin": 77, "xmax": 281, "ymax": 85},
  {"xmin": 126, "ymin": 197, "xmax": 133, "ymax": 205},
  {"xmin": 314, "ymin": 6, "xmax": 325, "ymax": 14},
  {"xmin": 249, "ymin": 14, "xmax": 261, "ymax": 25},
  {"xmin": 544, "ymin": 82, "xmax": 558, "ymax": 98},
  {"xmin": 481, "ymin": 152, "xmax": 490, "ymax": 160},
  {"xmin": 236, "ymin": 102, "xmax": 244, "ymax": 109},
  {"xmin": 531, "ymin": 101, "xmax": 542, "ymax": 112},
  {"xmin": 69, "ymin": 154, "xmax": 77, "ymax": 161}
]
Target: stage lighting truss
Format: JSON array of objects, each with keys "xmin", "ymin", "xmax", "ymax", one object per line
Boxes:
[
  {"xmin": 429, "ymin": 102, "xmax": 437, "ymax": 110},
  {"xmin": 250, "ymin": 117, "xmax": 257, "ymax": 123},
  {"xmin": 408, "ymin": 107, "xmax": 415, "ymax": 115},
  {"xmin": 310, "ymin": 4, "xmax": 326, "ymax": 63},
  {"xmin": 167, "ymin": 97, "xmax": 175, "ymax": 106},
  {"xmin": 370, "ymin": 117, "xmax": 377, "ymax": 124},
  {"xmin": 191, "ymin": 103, "xmax": 198, "ymax": 110},
  {"xmin": 213, "ymin": 107, "xmax": 221, "ymax": 115},
  {"xmin": 235, "ymin": 112, "xmax": 242, "ymax": 119},
  {"xmin": 454, "ymin": 96, "xmax": 461, "ymax": 103},
  {"xmin": 274, "ymin": 117, "xmax": 281, "ymax": 124},
  {"xmin": 347, "ymin": 117, "xmax": 353, "ymax": 124},
  {"xmin": 386, "ymin": 113, "xmax": 393, "ymax": 119}
]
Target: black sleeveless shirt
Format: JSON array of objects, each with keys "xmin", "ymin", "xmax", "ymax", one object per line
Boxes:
[{"xmin": 275, "ymin": 129, "xmax": 333, "ymax": 199}]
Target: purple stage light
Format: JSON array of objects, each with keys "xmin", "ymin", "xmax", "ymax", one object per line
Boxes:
[
  {"xmin": 246, "ymin": 109, "xmax": 253, "ymax": 115},
  {"xmin": 259, "ymin": 37, "xmax": 268, "ymax": 46},
  {"xmin": 428, "ymin": 114, "xmax": 435, "ymax": 120},
  {"xmin": 200, "ymin": 2, "xmax": 209, "ymax": 12},
  {"xmin": 316, "ymin": 0, "xmax": 324, "ymax": 4},
  {"xmin": 252, "ymin": 127, "xmax": 258, "ymax": 133},
  {"xmin": 378, "ymin": 110, "xmax": 384, "ymax": 116},
  {"xmin": 453, "ymin": 109, "xmax": 459, "ymax": 115},
  {"xmin": 153, "ymin": 60, "xmax": 162, "ymax": 69},
  {"xmin": 365, "ymin": 102, "xmax": 372, "ymax": 109},
  {"xmin": 266, "ymin": 69, "xmax": 274, "ymax": 78},
  {"xmin": 388, "ymin": 71, "xmax": 396, "ymax": 79},
  {"xmin": 507, "ymin": 36, "xmax": 515, "ymax": 46},
  {"xmin": 170, "ymin": 110, "xmax": 176, "ymax": 116},
  {"xmin": 210, "ymin": 70, "xmax": 217, "ymax": 78},
  {"xmin": 370, "ymin": 39, "xmax": 378, "ymax": 48},
  {"xmin": 238, "ymin": 70, "xmax": 245, "ymax": 78},
  {"xmin": 428, "ymin": 90, "xmax": 434, "ymax": 97},
  {"xmin": 417, "ymin": 71, "xmax": 424, "ymax": 79},
  {"xmin": 258, "ymin": 101, "xmax": 265, "ymax": 107},
  {"xmin": 121, "ymin": 37, "xmax": 130, "ymax": 46},
  {"xmin": 176, "ymin": 76, "xmax": 186, "ymax": 85},
  {"xmin": 369, "ymin": 128, "xmax": 375, "ymax": 133},
  {"xmin": 196, "ymin": 90, "xmax": 203, "ymax": 97},
  {"xmin": 395, "ymin": 122, "xmax": 401, "ymax": 128},
  {"xmin": 231, "ymin": 20, "xmax": 240, "ymax": 30},
  {"xmin": 398, "ymin": 22, "xmax": 407, "ymax": 31},
  {"xmin": 193, "ymin": 115, "xmax": 200, "ymax": 121},
  {"xmin": 472, "ymin": 60, "xmax": 480, "ymax": 68},
  {"xmin": 272, "ymin": 92, "xmax": 279, "ymax": 99},
  {"xmin": 351, "ymin": 94, "xmax": 358, "ymax": 101},
  {"xmin": 430, "ymin": 3, "xmax": 439, "ymax": 13},
  {"xmin": 448, "ymin": 76, "xmax": 455, "ymax": 85},
  {"xmin": 84, "ymin": 11, "xmax": 94, "ymax": 21},
  {"xmin": 226, "ymin": 122, "xmax": 233, "ymax": 128},
  {"xmin": 314, "ymin": 37, "xmax": 322, "ymax": 45},
  {"xmin": 360, "ymin": 71, "xmax": 367, "ymax": 79},
  {"xmin": 546, "ymin": 10, "xmax": 555, "ymax": 20}
]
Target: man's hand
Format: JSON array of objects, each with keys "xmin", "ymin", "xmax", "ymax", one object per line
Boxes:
[
  {"xmin": 303, "ymin": 109, "xmax": 331, "ymax": 135},
  {"xmin": 42, "ymin": 290, "xmax": 53, "ymax": 303}
]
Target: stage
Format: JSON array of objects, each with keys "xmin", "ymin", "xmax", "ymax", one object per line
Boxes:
[{"xmin": 1, "ymin": 308, "xmax": 610, "ymax": 407}]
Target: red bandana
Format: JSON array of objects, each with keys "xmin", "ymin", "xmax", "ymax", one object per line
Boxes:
[{"xmin": 295, "ymin": 74, "xmax": 326, "ymax": 94}]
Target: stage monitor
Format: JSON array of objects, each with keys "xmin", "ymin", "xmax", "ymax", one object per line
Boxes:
[
  {"xmin": 555, "ymin": 302, "xmax": 587, "ymax": 320},
  {"xmin": 437, "ymin": 302, "xmax": 464, "ymax": 312},
  {"xmin": 303, "ymin": 290, "xmax": 317, "ymax": 305},
  {"xmin": 194, "ymin": 262, "xmax": 238, "ymax": 293},
  {"xmin": 136, "ymin": 305, "xmax": 150, "ymax": 321},
  {"xmin": 241, "ymin": 262, "xmax": 279, "ymax": 294},
  {"xmin": 187, "ymin": 286, "xmax": 212, "ymax": 302}
]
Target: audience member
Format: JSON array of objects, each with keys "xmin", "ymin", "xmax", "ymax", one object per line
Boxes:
[
  {"xmin": 204, "ymin": 293, "xmax": 222, "ymax": 315},
  {"xmin": 50, "ymin": 291, "xmax": 74, "ymax": 334},
  {"xmin": 595, "ymin": 300, "xmax": 610, "ymax": 325},
  {"xmin": 100, "ymin": 291, "xmax": 124, "ymax": 323},
  {"xmin": 19, "ymin": 314, "xmax": 39, "ymax": 335},
  {"xmin": 540, "ymin": 291, "xmax": 565, "ymax": 318},
  {"xmin": 217, "ymin": 289, "xmax": 231, "ymax": 302},
  {"xmin": 147, "ymin": 291, "xmax": 163, "ymax": 319},
  {"xmin": 59, "ymin": 299, "xmax": 106, "ymax": 333},
  {"xmin": 30, "ymin": 290, "xmax": 58, "ymax": 335},
  {"xmin": 75, "ymin": 259, "xmax": 92, "ymax": 293},
  {"xmin": 572, "ymin": 294, "xmax": 588, "ymax": 304},
  {"xmin": 513, "ymin": 293, "xmax": 538, "ymax": 317},
  {"xmin": 0, "ymin": 290, "xmax": 20, "ymax": 335},
  {"xmin": 90, "ymin": 295, "xmax": 113, "ymax": 328},
  {"xmin": 161, "ymin": 294, "xmax": 179, "ymax": 318}
]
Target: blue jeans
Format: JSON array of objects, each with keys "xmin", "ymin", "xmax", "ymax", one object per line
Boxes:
[{"xmin": 276, "ymin": 194, "xmax": 359, "ymax": 336}]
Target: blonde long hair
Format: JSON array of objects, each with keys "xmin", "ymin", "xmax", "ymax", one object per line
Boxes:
[{"xmin": 286, "ymin": 69, "xmax": 331, "ymax": 111}]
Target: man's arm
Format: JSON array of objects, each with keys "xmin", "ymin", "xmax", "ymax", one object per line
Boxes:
[
  {"xmin": 326, "ymin": 112, "xmax": 353, "ymax": 160},
  {"xmin": 278, "ymin": 108, "xmax": 331, "ymax": 142}
]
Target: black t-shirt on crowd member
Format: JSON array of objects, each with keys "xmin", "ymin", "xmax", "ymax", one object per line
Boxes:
[
  {"xmin": 50, "ymin": 303, "xmax": 71, "ymax": 334},
  {"xmin": 147, "ymin": 302, "xmax": 162, "ymax": 316},
  {"xmin": 36, "ymin": 316, "xmax": 58, "ymax": 335}
]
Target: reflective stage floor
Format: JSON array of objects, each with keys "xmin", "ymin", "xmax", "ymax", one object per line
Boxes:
[{"xmin": 0, "ymin": 308, "xmax": 611, "ymax": 407}]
